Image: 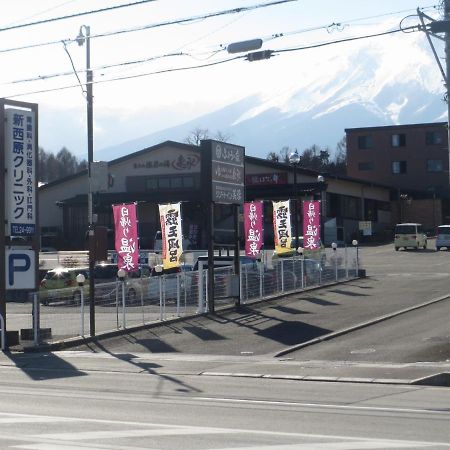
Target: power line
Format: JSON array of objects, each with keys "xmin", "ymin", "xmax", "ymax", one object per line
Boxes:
[
  {"xmin": 0, "ymin": 0, "xmax": 158, "ymax": 33},
  {"xmin": 0, "ymin": 0, "xmax": 299, "ymax": 55},
  {"xmin": 0, "ymin": 0, "xmax": 297, "ymax": 34},
  {"xmin": 4, "ymin": 24, "xmax": 422, "ymax": 99}
]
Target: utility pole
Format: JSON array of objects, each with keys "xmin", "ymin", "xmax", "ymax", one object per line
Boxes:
[
  {"xmin": 77, "ymin": 25, "xmax": 95, "ymax": 336},
  {"xmin": 419, "ymin": 2, "xmax": 450, "ymax": 186},
  {"xmin": 445, "ymin": 0, "xmax": 450, "ymax": 186}
]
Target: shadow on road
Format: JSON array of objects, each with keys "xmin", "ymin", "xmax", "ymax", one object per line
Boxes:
[
  {"xmin": 3, "ymin": 352, "xmax": 88, "ymax": 381},
  {"xmin": 83, "ymin": 339, "xmax": 202, "ymax": 394}
]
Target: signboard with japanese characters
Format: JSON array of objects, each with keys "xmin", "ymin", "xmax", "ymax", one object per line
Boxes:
[
  {"xmin": 245, "ymin": 173, "xmax": 287, "ymax": 185},
  {"xmin": 159, "ymin": 202, "xmax": 183, "ymax": 270},
  {"xmin": 244, "ymin": 201, "xmax": 263, "ymax": 258},
  {"xmin": 112, "ymin": 203, "xmax": 139, "ymax": 272},
  {"xmin": 358, "ymin": 220, "xmax": 372, "ymax": 236},
  {"xmin": 273, "ymin": 200, "xmax": 292, "ymax": 255},
  {"xmin": 303, "ymin": 200, "xmax": 321, "ymax": 250},
  {"xmin": 4, "ymin": 108, "xmax": 36, "ymax": 236},
  {"xmin": 209, "ymin": 141, "xmax": 245, "ymax": 204}
]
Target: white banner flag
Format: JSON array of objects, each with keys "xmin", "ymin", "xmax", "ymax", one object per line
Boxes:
[{"xmin": 158, "ymin": 202, "xmax": 183, "ymax": 269}]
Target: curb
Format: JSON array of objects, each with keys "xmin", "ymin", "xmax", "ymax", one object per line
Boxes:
[
  {"xmin": 274, "ymin": 292, "xmax": 450, "ymax": 357},
  {"xmin": 200, "ymin": 371, "xmax": 412, "ymax": 385}
]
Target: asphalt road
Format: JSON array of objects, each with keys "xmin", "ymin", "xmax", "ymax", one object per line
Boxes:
[{"xmin": 1, "ymin": 242, "xmax": 450, "ymax": 448}]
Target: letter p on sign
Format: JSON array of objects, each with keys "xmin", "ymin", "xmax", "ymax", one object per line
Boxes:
[{"xmin": 5, "ymin": 250, "xmax": 35, "ymax": 290}]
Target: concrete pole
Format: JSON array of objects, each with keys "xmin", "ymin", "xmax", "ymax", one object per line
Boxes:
[{"xmin": 445, "ymin": 0, "xmax": 450, "ymax": 186}]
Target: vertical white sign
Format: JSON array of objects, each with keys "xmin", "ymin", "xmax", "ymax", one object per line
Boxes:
[{"xmin": 4, "ymin": 108, "xmax": 36, "ymax": 236}]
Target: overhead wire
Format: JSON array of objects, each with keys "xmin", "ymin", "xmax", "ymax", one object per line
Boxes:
[
  {"xmin": 0, "ymin": 0, "xmax": 159, "ymax": 32},
  {"xmin": 4, "ymin": 23, "xmax": 423, "ymax": 99}
]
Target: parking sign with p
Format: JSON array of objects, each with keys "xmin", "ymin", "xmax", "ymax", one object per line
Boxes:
[{"xmin": 5, "ymin": 250, "xmax": 35, "ymax": 290}]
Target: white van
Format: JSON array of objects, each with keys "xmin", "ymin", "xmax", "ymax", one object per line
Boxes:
[
  {"xmin": 394, "ymin": 223, "xmax": 427, "ymax": 251},
  {"xmin": 435, "ymin": 225, "xmax": 450, "ymax": 251}
]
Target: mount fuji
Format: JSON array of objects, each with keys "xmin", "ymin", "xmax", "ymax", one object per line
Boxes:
[{"xmin": 94, "ymin": 27, "xmax": 447, "ymax": 161}]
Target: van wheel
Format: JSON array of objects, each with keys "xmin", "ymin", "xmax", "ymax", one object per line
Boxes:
[{"xmin": 395, "ymin": 247, "xmax": 399, "ymax": 251}]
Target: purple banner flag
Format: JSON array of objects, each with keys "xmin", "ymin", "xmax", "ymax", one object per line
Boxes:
[{"xmin": 244, "ymin": 201, "xmax": 264, "ymax": 258}]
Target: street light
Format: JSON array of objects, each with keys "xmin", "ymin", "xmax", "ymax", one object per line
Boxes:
[
  {"xmin": 77, "ymin": 25, "xmax": 95, "ymax": 337},
  {"xmin": 288, "ymin": 149, "xmax": 300, "ymax": 250}
]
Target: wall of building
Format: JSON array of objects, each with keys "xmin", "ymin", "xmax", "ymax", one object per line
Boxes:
[{"xmin": 346, "ymin": 123, "xmax": 448, "ymax": 192}]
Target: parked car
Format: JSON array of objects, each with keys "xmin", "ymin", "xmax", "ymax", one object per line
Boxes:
[
  {"xmin": 394, "ymin": 223, "xmax": 427, "ymax": 251},
  {"xmin": 436, "ymin": 225, "xmax": 450, "ymax": 251},
  {"xmin": 147, "ymin": 266, "xmax": 192, "ymax": 300},
  {"xmin": 39, "ymin": 267, "xmax": 89, "ymax": 306}
]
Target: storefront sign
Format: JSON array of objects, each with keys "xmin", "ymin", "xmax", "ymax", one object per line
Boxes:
[
  {"xmin": 133, "ymin": 153, "xmax": 200, "ymax": 171},
  {"xmin": 159, "ymin": 202, "xmax": 183, "ymax": 269},
  {"xmin": 4, "ymin": 108, "xmax": 36, "ymax": 236},
  {"xmin": 245, "ymin": 173, "xmax": 287, "ymax": 185},
  {"xmin": 273, "ymin": 200, "xmax": 292, "ymax": 254},
  {"xmin": 303, "ymin": 200, "xmax": 321, "ymax": 250},
  {"xmin": 112, "ymin": 203, "xmax": 139, "ymax": 271},
  {"xmin": 211, "ymin": 141, "xmax": 245, "ymax": 204},
  {"xmin": 244, "ymin": 201, "xmax": 263, "ymax": 258}
]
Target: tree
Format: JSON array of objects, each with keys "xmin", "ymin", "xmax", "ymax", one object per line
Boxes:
[
  {"xmin": 184, "ymin": 127, "xmax": 232, "ymax": 146},
  {"xmin": 38, "ymin": 147, "xmax": 87, "ymax": 183},
  {"xmin": 266, "ymin": 138, "xmax": 346, "ymax": 175}
]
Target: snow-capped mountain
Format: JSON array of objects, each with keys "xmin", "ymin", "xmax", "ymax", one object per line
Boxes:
[{"xmin": 95, "ymin": 28, "xmax": 446, "ymax": 161}]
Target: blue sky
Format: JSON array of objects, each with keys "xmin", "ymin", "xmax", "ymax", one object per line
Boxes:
[{"xmin": 0, "ymin": 1, "xmax": 442, "ymax": 156}]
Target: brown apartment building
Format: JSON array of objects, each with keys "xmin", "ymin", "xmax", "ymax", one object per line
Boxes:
[{"xmin": 346, "ymin": 122, "xmax": 450, "ymax": 228}]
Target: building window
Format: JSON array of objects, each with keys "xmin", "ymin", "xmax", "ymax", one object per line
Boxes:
[
  {"xmin": 391, "ymin": 133, "xmax": 406, "ymax": 147},
  {"xmin": 392, "ymin": 161, "xmax": 407, "ymax": 174},
  {"xmin": 358, "ymin": 161, "xmax": 374, "ymax": 171},
  {"xmin": 358, "ymin": 135, "xmax": 373, "ymax": 149},
  {"xmin": 427, "ymin": 159, "xmax": 443, "ymax": 172},
  {"xmin": 426, "ymin": 131, "xmax": 443, "ymax": 145}
]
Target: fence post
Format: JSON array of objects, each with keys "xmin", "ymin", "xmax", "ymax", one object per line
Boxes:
[
  {"xmin": 176, "ymin": 273, "xmax": 180, "ymax": 316},
  {"xmin": 259, "ymin": 261, "xmax": 263, "ymax": 298},
  {"xmin": 122, "ymin": 280, "xmax": 126, "ymax": 329},
  {"xmin": 159, "ymin": 277, "xmax": 163, "ymax": 321},
  {"xmin": 345, "ymin": 245, "xmax": 349, "ymax": 279},
  {"xmin": 80, "ymin": 289, "xmax": 85, "ymax": 336},
  {"xmin": 33, "ymin": 292, "xmax": 39, "ymax": 346},
  {"xmin": 0, "ymin": 313, "xmax": 5, "ymax": 352},
  {"xmin": 115, "ymin": 280, "xmax": 119, "ymax": 330}
]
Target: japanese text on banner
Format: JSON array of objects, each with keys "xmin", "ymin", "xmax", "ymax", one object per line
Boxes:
[
  {"xmin": 302, "ymin": 200, "xmax": 321, "ymax": 250},
  {"xmin": 244, "ymin": 201, "xmax": 263, "ymax": 258},
  {"xmin": 272, "ymin": 200, "xmax": 292, "ymax": 254},
  {"xmin": 112, "ymin": 203, "xmax": 139, "ymax": 271},
  {"xmin": 159, "ymin": 202, "xmax": 183, "ymax": 270}
]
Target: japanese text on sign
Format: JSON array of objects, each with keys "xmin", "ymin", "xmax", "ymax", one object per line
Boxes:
[
  {"xmin": 113, "ymin": 203, "xmax": 139, "ymax": 271},
  {"xmin": 159, "ymin": 202, "xmax": 183, "ymax": 270},
  {"xmin": 273, "ymin": 200, "xmax": 292, "ymax": 254},
  {"xmin": 244, "ymin": 201, "xmax": 263, "ymax": 258},
  {"xmin": 5, "ymin": 109, "xmax": 36, "ymax": 236},
  {"xmin": 302, "ymin": 200, "xmax": 321, "ymax": 250}
]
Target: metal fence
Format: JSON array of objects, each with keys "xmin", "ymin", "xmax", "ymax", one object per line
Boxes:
[{"xmin": 11, "ymin": 247, "xmax": 360, "ymax": 347}]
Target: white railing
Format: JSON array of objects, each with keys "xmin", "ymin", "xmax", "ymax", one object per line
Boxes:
[{"xmin": 20, "ymin": 247, "xmax": 360, "ymax": 346}]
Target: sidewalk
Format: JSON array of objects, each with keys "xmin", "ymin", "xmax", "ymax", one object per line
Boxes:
[{"xmin": 1, "ymin": 350, "xmax": 449, "ymax": 386}]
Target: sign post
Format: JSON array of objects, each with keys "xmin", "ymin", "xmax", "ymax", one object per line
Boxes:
[
  {"xmin": 200, "ymin": 140, "xmax": 245, "ymax": 311},
  {"xmin": 0, "ymin": 99, "xmax": 39, "ymax": 349}
]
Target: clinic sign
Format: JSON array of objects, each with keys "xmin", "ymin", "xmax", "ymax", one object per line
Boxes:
[{"xmin": 4, "ymin": 108, "xmax": 37, "ymax": 236}]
